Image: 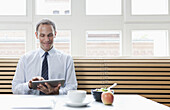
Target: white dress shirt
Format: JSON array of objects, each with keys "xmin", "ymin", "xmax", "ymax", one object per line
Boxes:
[{"xmin": 12, "ymin": 47, "xmax": 77, "ymax": 95}]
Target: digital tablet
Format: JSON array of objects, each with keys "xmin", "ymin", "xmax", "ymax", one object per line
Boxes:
[{"xmin": 32, "ymin": 79, "xmax": 65, "ymax": 90}]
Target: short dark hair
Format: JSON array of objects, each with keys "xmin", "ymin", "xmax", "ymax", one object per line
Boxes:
[{"xmin": 36, "ymin": 18, "xmax": 56, "ymax": 33}]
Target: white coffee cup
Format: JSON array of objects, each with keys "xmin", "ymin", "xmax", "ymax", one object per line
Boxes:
[{"xmin": 67, "ymin": 90, "xmax": 86, "ymax": 103}]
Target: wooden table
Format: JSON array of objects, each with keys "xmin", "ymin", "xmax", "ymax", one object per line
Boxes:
[{"xmin": 0, "ymin": 95, "xmax": 169, "ymax": 110}]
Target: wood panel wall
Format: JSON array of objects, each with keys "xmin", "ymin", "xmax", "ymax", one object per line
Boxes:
[
  {"xmin": 74, "ymin": 58, "xmax": 170, "ymax": 107},
  {"xmin": 0, "ymin": 58, "xmax": 170, "ymax": 107}
]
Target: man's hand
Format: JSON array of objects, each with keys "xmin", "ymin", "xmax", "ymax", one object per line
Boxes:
[
  {"xmin": 37, "ymin": 83, "xmax": 61, "ymax": 95},
  {"xmin": 29, "ymin": 76, "xmax": 44, "ymax": 89}
]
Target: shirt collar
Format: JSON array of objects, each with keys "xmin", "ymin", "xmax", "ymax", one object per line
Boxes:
[{"xmin": 39, "ymin": 47, "xmax": 56, "ymax": 58}]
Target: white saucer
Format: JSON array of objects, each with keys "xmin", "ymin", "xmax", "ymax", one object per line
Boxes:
[{"xmin": 65, "ymin": 100, "xmax": 91, "ymax": 107}]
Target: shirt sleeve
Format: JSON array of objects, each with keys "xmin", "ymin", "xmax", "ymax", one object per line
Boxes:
[
  {"xmin": 59, "ymin": 56, "xmax": 77, "ymax": 95},
  {"xmin": 12, "ymin": 56, "xmax": 37, "ymax": 94}
]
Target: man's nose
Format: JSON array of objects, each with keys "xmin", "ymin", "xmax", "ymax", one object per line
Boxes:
[{"xmin": 44, "ymin": 36, "xmax": 50, "ymax": 41}]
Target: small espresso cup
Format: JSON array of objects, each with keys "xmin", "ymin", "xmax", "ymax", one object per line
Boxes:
[{"xmin": 67, "ymin": 90, "xmax": 87, "ymax": 103}]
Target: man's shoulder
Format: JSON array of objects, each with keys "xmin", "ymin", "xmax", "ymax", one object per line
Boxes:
[
  {"xmin": 20, "ymin": 49, "xmax": 39, "ymax": 60},
  {"xmin": 53, "ymin": 49, "xmax": 73, "ymax": 59},
  {"xmin": 54, "ymin": 49, "xmax": 69, "ymax": 56}
]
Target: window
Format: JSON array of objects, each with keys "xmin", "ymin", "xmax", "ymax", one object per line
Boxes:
[
  {"xmin": 132, "ymin": 30, "xmax": 168, "ymax": 56},
  {"xmin": 36, "ymin": 0, "xmax": 71, "ymax": 15},
  {"xmin": 86, "ymin": 31, "xmax": 121, "ymax": 56},
  {"xmin": 0, "ymin": 0, "xmax": 26, "ymax": 15},
  {"xmin": 131, "ymin": 0, "xmax": 168, "ymax": 15},
  {"xmin": 0, "ymin": 30, "xmax": 26, "ymax": 56},
  {"xmin": 54, "ymin": 30, "xmax": 71, "ymax": 54},
  {"xmin": 86, "ymin": 0, "xmax": 121, "ymax": 15},
  {"xmin": 37, "ymin": 30, "xmax": 71, "ymax": 54},
  {"xmin": 0, "ymin": 1, "xmax": 170, "ymax": 58}
]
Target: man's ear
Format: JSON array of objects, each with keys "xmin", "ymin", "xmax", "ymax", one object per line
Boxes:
[
  {"xmin": 54, "ymin": 31, "xmax": 57, "ymax": 38},
  {"xmin": 35, "ymin": 32, "xmax": 38, "ymax": 39}
]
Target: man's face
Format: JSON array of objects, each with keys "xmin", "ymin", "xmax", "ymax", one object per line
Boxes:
[{"xmin": 35, "ymin": 24, "xmax": 56, "ymax": 52}]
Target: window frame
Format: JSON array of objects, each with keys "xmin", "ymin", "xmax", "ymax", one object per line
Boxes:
[
  {"xmin": 0, "ymin": 24, "xmax": 33, "ymax": 57},
  {"xmin": 86, "ymin": 30, "xmax": 122, "ymax": 56},
  {"xmin": 86, "ymin": 0, "xmax": 122, "ymax": 15},
  {"xmin": 0, "ymin": 0, "xmax": 169, "ymax": 58},
  {"xmin": 35, "ymin": 0, "xmax": 72, "ymax": 15},
  {"xmin": 125, "ymin": 24, "xmax": 170, "ymax": 56},
  {"xmin": 124, "ymin": 0, "xmax": 170, "ymax": 23},
  {"xmin": 0, "ymin": 0, "xmax": 32, "ymax": 22}
]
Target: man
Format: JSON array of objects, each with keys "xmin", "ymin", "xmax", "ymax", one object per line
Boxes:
[{"xmin": 12, "ymin": 19, "xmax": 77, "ymax": 95}]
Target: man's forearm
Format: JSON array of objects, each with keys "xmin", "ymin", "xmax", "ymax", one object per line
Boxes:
[{"xmin": 12, "ymin": 81, "xmax": 35, "ymax": 94}]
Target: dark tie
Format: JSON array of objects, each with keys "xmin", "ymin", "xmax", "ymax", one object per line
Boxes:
[
  {"xmin": 41, "ymin": 52, "xmax": 49, "ymax": 80},
  {"xmin": 40, "ymin": 52, "xmax": 49, "ymax": 95}
]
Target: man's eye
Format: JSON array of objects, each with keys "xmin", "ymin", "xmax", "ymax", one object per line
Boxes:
[
  {"xmin": 48, "ymin": 34, "xmax": 53, "ymax": 37},
  {"xmin": 40, "ymin": 34, "xmax": 44, "ymax": 37}
]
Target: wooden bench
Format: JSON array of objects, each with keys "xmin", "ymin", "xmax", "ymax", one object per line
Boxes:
[{"xmin": 0, "ymin": 58, "xmax": 170, "ymax": 107}]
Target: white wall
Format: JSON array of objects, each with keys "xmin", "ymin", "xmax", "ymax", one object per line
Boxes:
[{"xmin": 0, "ymin": 0, "xmax": 170, "ymax": 57}]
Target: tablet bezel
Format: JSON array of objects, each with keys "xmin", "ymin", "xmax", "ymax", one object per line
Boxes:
[{"xmin": 32, "ymin": 79, "xmax": 65, "ymax": 90}]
